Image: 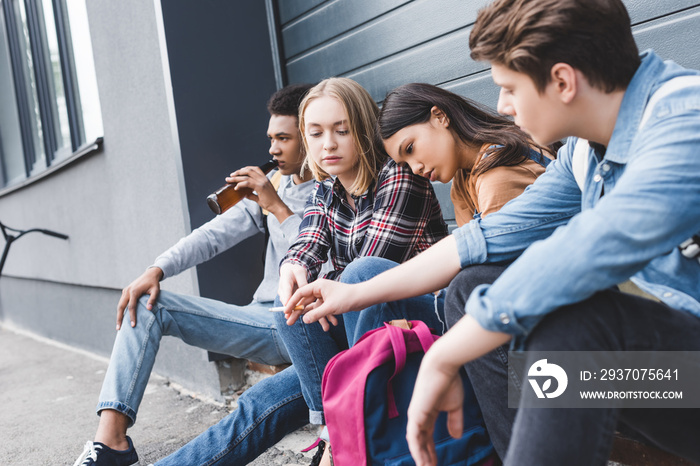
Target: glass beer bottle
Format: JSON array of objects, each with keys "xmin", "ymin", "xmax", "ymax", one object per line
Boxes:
[{"xmin": 206, "ymin": 159, "xmax": 279, "ymax": 215}]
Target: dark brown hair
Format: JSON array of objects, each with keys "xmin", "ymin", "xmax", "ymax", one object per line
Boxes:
[
  {"xmin": 470, "ymin": 0, "xmax": 640, "ymax": 93},
  {"xmin": 377, "ymin": 83, "xmax": 554, "ymax": 183}
]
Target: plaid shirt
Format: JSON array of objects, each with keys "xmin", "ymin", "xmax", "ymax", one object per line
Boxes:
[{"xmin": 283, "ymin": 159, "xmax": 447, "ymax": 281}]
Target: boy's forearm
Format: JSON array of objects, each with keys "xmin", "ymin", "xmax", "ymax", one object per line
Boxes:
[{"xmin": 267, "ymin": 200, "xmax": 294, "ymax": 223}]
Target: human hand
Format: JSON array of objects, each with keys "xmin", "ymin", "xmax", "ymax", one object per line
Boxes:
[
  {"xmin": 284, "ymin": 279, "xmax": 361, "ymax": 330},
  {"xmin": 406, "ymin": 347, "xmax": 466, "ymax": 466},
  {"xmin": 116, "ymin": 266, "xmax": 163, "ymax": 330},
  {"xmin": 227, "ymin": 166, "xmax": 292, "ymax": 220},
  {"xmin": 278, "ymin": 262, "xmax": 309, "ymax": 306},
  {"xmin": 278, "ymin": 264, "xmax": 338, "ymax": 331}
]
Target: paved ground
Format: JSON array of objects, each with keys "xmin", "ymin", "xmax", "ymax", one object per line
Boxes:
[{"xmin": 0, "ymin": 325, "xmax": 318, "ymax": 465}]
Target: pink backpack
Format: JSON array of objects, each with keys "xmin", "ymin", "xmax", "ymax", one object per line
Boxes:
[{"xmin": 322, "ymin": 319, "xmax": 495, "ymax": 466}]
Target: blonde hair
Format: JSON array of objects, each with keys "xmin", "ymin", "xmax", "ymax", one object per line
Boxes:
[{"xmin": 298, "ymin": 77, "xmax": 386, "ymax": 196}]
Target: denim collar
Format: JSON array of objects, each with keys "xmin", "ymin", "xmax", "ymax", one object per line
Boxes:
[{"xmin": 605, "ymin": 50, "xmax": 664, "ymax": 164}]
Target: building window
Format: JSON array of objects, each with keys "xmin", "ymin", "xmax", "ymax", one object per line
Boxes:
[{"xmin": 0, "ymin": 0, "xmax": 102, "ymax": 190}]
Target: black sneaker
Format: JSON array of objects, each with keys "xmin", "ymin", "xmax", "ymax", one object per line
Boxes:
[
  {"xmin": 308, "ymin": 439, "xmax": 326, "ymax": 466},
  {"xmin": 72, "ymin": 436, "xmax": 139, "ymax": 466},
  {"xmin": 308, "ymin": 439, "xmax": 333, "ymax": 466}
]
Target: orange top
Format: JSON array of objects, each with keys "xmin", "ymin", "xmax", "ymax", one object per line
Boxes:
[{"xmin": 450, "ymin": 154, "xmax": 549, "ymax": 227}]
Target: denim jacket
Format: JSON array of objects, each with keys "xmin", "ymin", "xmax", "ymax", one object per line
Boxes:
[{"xmin": 453, "ymin": 50, "xmax": 700, "ymax": 340}]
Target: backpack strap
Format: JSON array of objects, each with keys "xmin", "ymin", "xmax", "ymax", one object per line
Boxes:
[
  {"xmin": 411, "ymin": 320, "xmax": 437, "ymax": 353},
  {"xmin": 571, "ymin": 76, "xmax": 700, "ymax": 193},
  {"xmin": 386, "ymin": 324, "xmax": 408, "ymax": 419},
  {"xmin": 526, "ymin": 148, "xmax": 551, "ymax": 168},
  {"xmin": 648, "ymin": 77, "xmax": 700, "ymax": 263},
  {"xmin": 481, "ymin": 145, "xmax": 551, "ymax": 169},
  {"xmin": 639, "ymin": 76, "xmax": 700, "ymax": 129},
  {"xmin": 572, "ymin": 138, "xmax": 590, "ymax": 192},
  {"xmin": 261, "ymin": 169, "xmax": 283, "ymax": 216},
  {"xmin": 384, "ymin": 321, "xmax": 438, "ymax": 419},
  {"xmin": 261, "ymin": 169, "xmax": 283, "ymax": 265},
  {"xmin": 386, "ymin": 319, "xmax": 438, "ymax": 352}
]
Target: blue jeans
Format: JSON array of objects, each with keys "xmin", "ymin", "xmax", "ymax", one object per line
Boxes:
[
  {"xmin": 274, "ymin": 257, "xmax": 447, "ymax": 425},
  {"xmin": 445, "ymin": 265, "xmax": 513, "ymax": 459},
  {"xmin": 98, "ymin": 290, "xmax": 290, "ymax": 425},
  {"xmin": 447, "ymin": 265, "xmax": 700, "ymax": 465},
  {"xmin": 155, "ymin": 366, "xmax": 308, "ymax": 465}
]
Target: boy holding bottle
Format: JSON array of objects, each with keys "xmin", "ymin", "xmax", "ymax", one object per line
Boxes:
[{"xmin": 73, "ymin": 83, "xmax": 316, "ymax": 466}]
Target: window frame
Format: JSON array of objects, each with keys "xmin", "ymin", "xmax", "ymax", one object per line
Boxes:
[{"xmin": 0, "ymin": 0, "xmax": 102, "ymax": 194}]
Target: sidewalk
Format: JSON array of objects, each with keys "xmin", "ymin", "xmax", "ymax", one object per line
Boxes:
[{"xmin": 0, "ymin": 325, "xmax": 317, "ymax": 465}]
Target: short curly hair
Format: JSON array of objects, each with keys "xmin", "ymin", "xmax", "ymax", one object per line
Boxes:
[{"xmin": 267, "ymin": 83, "xmax": 314, "ymax": 117}]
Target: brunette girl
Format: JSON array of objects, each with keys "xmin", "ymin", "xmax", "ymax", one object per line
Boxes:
[{"xmin": 379, "ymin": 82, "xmax": 555, "ymax": 225}]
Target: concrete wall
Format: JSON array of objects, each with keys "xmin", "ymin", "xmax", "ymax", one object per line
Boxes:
[
  {"xmin": 272, "ymin": 0, "xmax": 700, "ymax": 227},
  {"xmin": 159, "ymin": 0, "xmax": 278, "ymax": 309},
  {"xmin": 274, "ymin": 0, "xmax": 700, "ymax": 105},
  {"xmin": 0, "ymin": 0, "xmax": 220, "ymax": 398}
]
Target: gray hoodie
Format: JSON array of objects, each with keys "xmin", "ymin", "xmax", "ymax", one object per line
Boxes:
[{"xmin": 153, "ymin": 173, "xmax": 315, "ymax": 303}]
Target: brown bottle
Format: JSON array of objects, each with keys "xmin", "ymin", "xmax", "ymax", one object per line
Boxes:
[{"xmin": 207, "ymin": 159, "xmax": 279, "ymax": 215}]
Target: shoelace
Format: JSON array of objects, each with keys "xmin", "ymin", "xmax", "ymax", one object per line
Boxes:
[{"xmin": 73, "ymin": 441, "xmax": 102, "ymax": 466}]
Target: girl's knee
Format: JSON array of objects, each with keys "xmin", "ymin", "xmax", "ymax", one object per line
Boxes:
[{"xmin": 340, "ymin": 257, "xmax": 397, "ymax": 284}]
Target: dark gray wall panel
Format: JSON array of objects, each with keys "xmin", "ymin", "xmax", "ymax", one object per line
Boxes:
[
  {"xmin": 625, "ymin": 0, "xmax": 700, "ymax": 23},
  {"xmin": 633, "ymin": 7, "xmax": 700, "ymax": 68},
  {"xmin": 278, "ymin": 0, "xmax": 327, "ymax": 25},
  {"xmin": 431, "ymin": 182, "xmax": 454, "ymax": 222},
  {"xmin": 347, "ymin": 2, "xmax": 700, "ymax": 103},
  {"xmin": 346, "ymin": 28, "xmax": 479, "ymax": 102},
  {"xmin": 285, "ymin": 0, "xmax": 486, "ymax": 84},
  {"xmin": 282, "ymin": 0, "xmax": 410, "ymax": 59},
  {"xmin": 444, "ymin": 72, "xmax": 500, "ymax": 110},
  {"xmin": 161, "ymin": 1, "xmax": 277, "ymax": 307},
  {"xmin": 280, "ymin": 1, "xmax": 700, "ymax": 105},
  {"xmin": 274, "ymin": 0, "xmax": 700, "ymax": 229}
]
